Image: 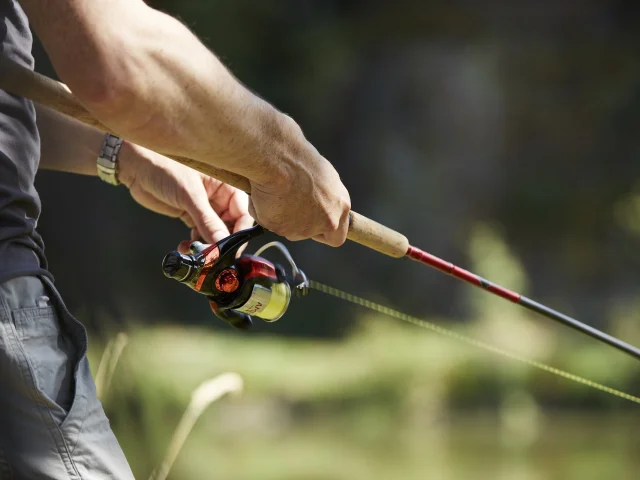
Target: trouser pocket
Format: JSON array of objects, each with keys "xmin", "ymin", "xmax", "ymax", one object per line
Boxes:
[
  {"xmin": 0, "ymin": 276, "xmax": 133, "ymax": 479},
  {"xmin": 1, "ymin": 276, "xmax": 88, "ymax": 430},
  {"xmin": 11, "ymin": 303, "xmax": 77, "ymax": 425}
]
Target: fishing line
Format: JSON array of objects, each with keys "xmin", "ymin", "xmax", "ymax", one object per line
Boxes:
[
  {"xmin": 310, "ymin": 280, "xmax": 640, "ymax": 405},
  {"xmin": 161, "ymin": 224, "xmax": 640, "ymax": 404}
]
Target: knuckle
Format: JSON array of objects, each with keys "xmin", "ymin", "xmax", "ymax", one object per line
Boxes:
[
  {"xmin": 280, "ymin": 114, "xmax": 304, "ymax": 137},
  {"xmin": 342, "ymin": 194, "xmax": 351, "ymax": 211},
  {"xmin": 324, "ymin": 212, "xmax": 341, "ymax": 232}
]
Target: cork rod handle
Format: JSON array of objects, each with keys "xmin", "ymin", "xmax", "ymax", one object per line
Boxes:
[{"xmin": 0, "ymin": 55, "xmax": 409, "ymax": 258}]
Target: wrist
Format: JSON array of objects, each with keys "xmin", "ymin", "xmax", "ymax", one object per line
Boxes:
[
  {"xmin": 96, "ymin": 134, "xmax": 124, "ymax": 186},
  {"xmin": 116, "ymin": 140, "xmax": 142, "ymax": 188},
  {"xmin": 241, "ymin": 107, "xmax": 305, "ymax": 188}
]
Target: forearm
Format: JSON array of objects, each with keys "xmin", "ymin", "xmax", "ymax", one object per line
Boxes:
[
  {"xmin": 22, "ymin": 0, "xmax": 289, "ymax": 184},
  {"xmin": 36, "ymin": 103, "xmax": 104, "ymax": 176},
  {"xmin": 37, "ymin": 103, "xmax": 149, "ymax": 189}
]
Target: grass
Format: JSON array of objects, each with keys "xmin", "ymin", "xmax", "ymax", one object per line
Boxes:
[{"xmin": 87, "ymin": 313, "xmax": 640, "ymax": 480}]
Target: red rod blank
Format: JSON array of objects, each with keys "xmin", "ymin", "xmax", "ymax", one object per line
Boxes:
[{"xmin": 406, "ymin": 245, "xmax": 521, "ymax": 303}]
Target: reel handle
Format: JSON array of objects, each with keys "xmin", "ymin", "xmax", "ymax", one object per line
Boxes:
[
  {"xmin": 0, "ymin": 55, "xmax": 409, "ymax": 258},
  {"xmin": 209, "ymin": 303, "xmax": 253, "ymax": 330}
]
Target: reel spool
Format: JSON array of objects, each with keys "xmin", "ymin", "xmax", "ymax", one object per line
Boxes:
[{"xmin": 162, "ymin": 225, "xmax": 309, "ymax": 329}]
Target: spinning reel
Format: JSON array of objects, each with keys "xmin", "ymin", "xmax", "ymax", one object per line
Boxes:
[{"xmin": 162, "ymin": 225, "xmax": 309, "ymax": 329}]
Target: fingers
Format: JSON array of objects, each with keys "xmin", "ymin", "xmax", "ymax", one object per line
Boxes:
[
  {"xmin": 219, "ymin": 187, "xmax": 253, "ymax": 233},
  {"xmin": 261, "ymin": 200, "xmax": 350, "ymax": 246},
  {"xmin": 312, "ymin": 207, "xmax": 350, "ymax": 247},
  {"xmin": 177, "ymin": 182, "xmax": 255, "ymax": 254},
  {"xmin": 176, "ymin": 228, "xmax": 200, "ymax": 253},
  {"xmin": 203, "ymin": 178, "xmax": 250, "ymax": 222},
  {"xmin": 231, "ymin": 192, "xmax": 250, "ymax": 219},
  {"xmin": 204, "ymin": 179, "xmax": 254, "ymax": 233},
  {"xmin": 246, "ymin": 149, "xmax": 351, "ymax": 244},
  {"xmin": 184, "ymin": 187, "xmax": 230, "ymax": 244},
  {"xmin": 201, "ymin": 172, "xmax": 350, "ymax": 246},
  {"xmin": 232, "ymin": 213, "xmax": 256, "ymax": 233},
  {"xmin": 177, "ymin": 239, "xmax": 192, "ymax": 254}
]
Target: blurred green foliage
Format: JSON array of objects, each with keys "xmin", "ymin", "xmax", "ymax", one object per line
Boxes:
[{"xmin": 91, "ymin": 316, "xmax": 640, "ymax": 480}]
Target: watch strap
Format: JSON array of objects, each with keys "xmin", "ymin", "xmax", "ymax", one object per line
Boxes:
[{"xmin": 97, "ymin": 134, "xmax": 123, "ymax": 186}]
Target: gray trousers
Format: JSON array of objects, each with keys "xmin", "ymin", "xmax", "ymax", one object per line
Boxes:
[{"xmin": 0, "ymin": 276, "xmax": 134, "ymax": 479}]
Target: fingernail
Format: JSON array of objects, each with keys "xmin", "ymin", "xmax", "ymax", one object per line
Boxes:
[{"xmin": 177, "ymin": 240, "xmax": 192, "ymax": 253}]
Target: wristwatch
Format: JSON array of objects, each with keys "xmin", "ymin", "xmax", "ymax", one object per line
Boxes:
[{"xmin": 97, "ymin": 133, "xmax": 124, "ymax": 186}]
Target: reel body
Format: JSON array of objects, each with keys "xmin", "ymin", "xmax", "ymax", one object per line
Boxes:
[{"xmin": 162, "ymin": 225, "xmax": 308, "ymax": 329}]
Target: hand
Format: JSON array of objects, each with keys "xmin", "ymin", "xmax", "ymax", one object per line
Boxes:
[
  {"xmin": 246, "ymin": 116, "xmax": 351, "ymax": 247},
  {"xmin": 118, "ymin": 142, "xmax": 254, "ymax": 252}
]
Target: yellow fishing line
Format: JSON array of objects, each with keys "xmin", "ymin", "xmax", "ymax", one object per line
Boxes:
[{"xmin": 310, "ymin": 280, "xmax": 640, "ymax": 405}]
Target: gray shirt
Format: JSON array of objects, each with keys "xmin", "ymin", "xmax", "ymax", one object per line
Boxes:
[{"xmin": 0, "ymin": 0, "xmax": 50, "ymax": 282}]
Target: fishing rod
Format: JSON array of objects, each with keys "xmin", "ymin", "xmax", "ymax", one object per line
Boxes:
[
  {"xmin": 159, "ymin": 225, "xmax": 640, "ymax": 362},
  {"xmin": 404, "ymin": 247, "xmax": 640, "ymax": 360},
  {"xmin": 2, "ymin": 55, "xmax": 639, "ymax": 363}
]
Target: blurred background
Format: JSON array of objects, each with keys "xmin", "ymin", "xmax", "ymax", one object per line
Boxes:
[{"xmin": 32, "ymin": 0, "xmax": 640, "ymax": 479}]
